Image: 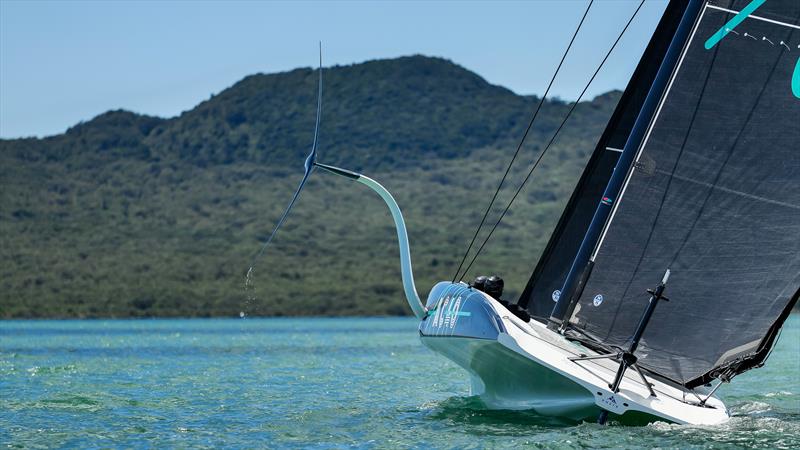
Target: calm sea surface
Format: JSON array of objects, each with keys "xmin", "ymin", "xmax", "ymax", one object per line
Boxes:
[{"xmin": 1, "ymin": 315, "xmax": 798, "ymax": 449}]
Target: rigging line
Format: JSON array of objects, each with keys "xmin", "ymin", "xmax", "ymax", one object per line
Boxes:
[
  {"xmin": 451, "ymin": 0, "xmax": 595, "ymax": 282},
  {"xmin": 457, "ymin": 0, "xmax": 646, "ymax": 283}
]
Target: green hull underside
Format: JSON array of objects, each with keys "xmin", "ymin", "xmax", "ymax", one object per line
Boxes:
[{"xmin": 421, "ymin": 336, "xmax": 667, "ymax": 425}]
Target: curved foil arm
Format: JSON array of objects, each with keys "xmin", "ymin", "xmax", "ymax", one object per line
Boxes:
[{"xmin": 314, "ymin": 163, "xmax": 428, "ymax": 319}]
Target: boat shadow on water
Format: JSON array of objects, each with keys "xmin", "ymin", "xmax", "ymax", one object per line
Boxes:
[{"xmin": 421, "ymin": 395, "xmax": 668, "ymax": 429}]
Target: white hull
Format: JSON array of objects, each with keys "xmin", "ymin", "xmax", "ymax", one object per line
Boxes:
[{"xmin": 419, "ymin": 282, "xmax": 730, "ymax": 425}]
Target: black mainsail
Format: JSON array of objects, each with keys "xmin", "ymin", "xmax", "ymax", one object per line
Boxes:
[
  {"xmin": 518, "ymin": 0, "xmax": 691, "ymax": 320},
  {"xmin": 557, "ymin": 0, "xmax": 800, "ymax": 388}
]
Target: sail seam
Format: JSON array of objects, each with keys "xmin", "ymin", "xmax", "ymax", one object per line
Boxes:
[
  {"xmin": 706, "ymin": 4, "xmax": 800, "ymax": 29},
  {"xmin": 655, "ymin": 170, "xmax": 800, "ymax": 210}
]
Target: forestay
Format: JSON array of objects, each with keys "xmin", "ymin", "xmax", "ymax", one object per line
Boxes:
[{"xmin": 568, "ymin": 0, "xmax": 800, "ymax": 388}]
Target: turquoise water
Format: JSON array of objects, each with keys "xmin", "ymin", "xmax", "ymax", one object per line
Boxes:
[{"xmin": 1, "ymin": 315, "xmax": 798, "ymax": 449}]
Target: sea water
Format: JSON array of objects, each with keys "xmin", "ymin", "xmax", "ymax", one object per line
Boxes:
[{"xmin": 1, "ymin": 315, "xmax": 798, "ymax": 448}]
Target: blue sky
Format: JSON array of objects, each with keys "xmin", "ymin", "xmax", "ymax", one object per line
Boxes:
[{"xmin": 0, "ymin": 0, "xmax": 668, "ymax": 138}]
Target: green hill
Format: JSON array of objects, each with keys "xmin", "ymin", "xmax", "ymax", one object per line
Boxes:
[{"xmin": 0, "ymin": 55, "xmax": 622, "ymax": 318}]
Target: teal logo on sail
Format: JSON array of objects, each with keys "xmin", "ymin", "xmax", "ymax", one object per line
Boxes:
[
  {"xmin": 704, "ymin": 0, "xmax": 766, "ymax": 50},
  {"xmin": 704, "ymin": 0, "xmax": 800, "ymax": 99},
  {"xmin": 705, "ymin": 0, "xmax": 800, "ymax": 98}
]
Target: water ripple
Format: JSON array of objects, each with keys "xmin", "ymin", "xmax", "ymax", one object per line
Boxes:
[{"xmin": 0, "ymin": 316, "xmax": 797, "ymax": 448}]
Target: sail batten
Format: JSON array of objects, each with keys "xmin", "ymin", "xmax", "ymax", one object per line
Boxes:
[{"xmin": 705, "ymin": 4, "xmax": 800, "ymax": 29}]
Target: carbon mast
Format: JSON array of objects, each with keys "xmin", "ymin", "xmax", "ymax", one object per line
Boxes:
[
  {"xmin": 518, "ymin": 0, "xmax": 691, "ymax": 320},
  {"xmin": 548, "ymin": 0, "xmax": 705, "ymax": 329}
]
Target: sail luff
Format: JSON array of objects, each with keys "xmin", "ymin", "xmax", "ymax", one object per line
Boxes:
[
  {"xmin": 549, "ymin": 0, "xmax": 706, "ymax": 328},
  {"xmin": 519, "ymin": 0, "xmax": 691, "ymax": 319}
]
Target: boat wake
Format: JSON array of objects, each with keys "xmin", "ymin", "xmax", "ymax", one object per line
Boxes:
[
  {"xmin": 417, "ymin": 396, "xmax": 800, "ymax": 448},
  {"xmin": 420, "ymin": 395, "xmax": 578, "ymax": 428}
]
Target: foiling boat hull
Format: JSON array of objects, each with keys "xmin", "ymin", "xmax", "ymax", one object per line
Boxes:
[
  {"xmin": 419, "ymin": 282, "xmax": 730, "ymax": 425},
  {"xmin": 421, "ymin": 337, "xmax": 601, "ymax": 421}
]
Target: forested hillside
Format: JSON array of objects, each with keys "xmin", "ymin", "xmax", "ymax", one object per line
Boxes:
[{"xmin": 1, "ymin": 55, "xmax": 622, "ymax": 318}]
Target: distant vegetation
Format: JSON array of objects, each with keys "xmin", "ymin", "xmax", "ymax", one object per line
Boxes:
[{"xmin": 1, "ymin": 55, "xmax": 625, "ymax": 318}]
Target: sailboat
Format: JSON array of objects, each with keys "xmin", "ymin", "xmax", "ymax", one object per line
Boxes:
[{"xmin": 254, "ymin": 0, "xmax": 799, "ymax": 425}]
